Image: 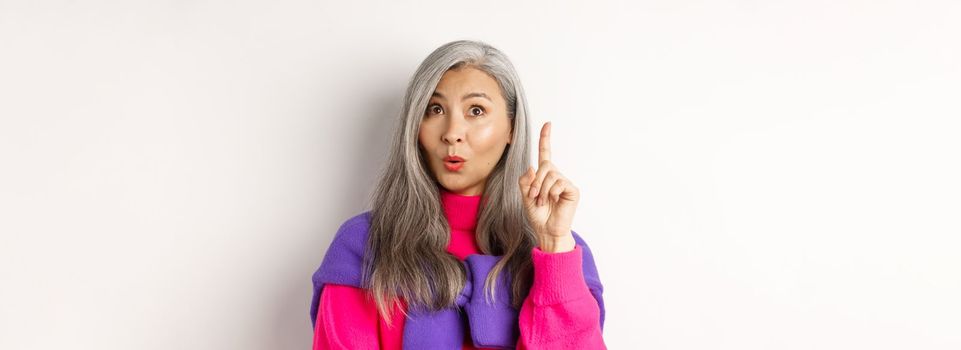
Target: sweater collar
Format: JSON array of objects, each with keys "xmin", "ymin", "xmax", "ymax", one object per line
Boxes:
[{"xmin": 440, "ymin": 189, "xmax": 482, "ymax": 231}]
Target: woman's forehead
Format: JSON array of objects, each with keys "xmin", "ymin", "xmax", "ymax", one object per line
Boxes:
[{"xmin": 433, "ymin": 67, "xmax": 503, "ymax": 102}]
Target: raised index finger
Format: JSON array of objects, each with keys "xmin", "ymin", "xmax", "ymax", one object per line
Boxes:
[{"xmin": 538, "ymin": 121, "xmax": 551, "ymax": 164}]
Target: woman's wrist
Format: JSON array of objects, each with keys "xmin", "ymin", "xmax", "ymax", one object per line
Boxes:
[{"xmin": 537, "ymin": 233, "xmax": 576, "ymax": 253}]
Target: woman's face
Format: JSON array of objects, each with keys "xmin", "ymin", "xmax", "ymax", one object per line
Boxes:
[{"xmin": 418, "ymin": 66, "xmax": 513, "ymax": 196}]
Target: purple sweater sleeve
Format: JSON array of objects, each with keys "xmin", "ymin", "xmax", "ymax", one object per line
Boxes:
[{"xmin": 517, "ymin": 244, "xmax": 607, "ymax": 349}]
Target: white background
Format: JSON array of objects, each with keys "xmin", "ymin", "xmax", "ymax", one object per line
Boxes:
[{"xmin": 2, "ymin": 1, "xmax": 959, "ymax": 349}]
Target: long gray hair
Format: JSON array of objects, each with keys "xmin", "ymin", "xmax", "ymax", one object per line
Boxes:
[{"xmin": 362, "ymin": 40, "xmax": 536, "ymax": 324}]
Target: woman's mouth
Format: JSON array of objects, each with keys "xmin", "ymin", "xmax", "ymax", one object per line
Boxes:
[{"xmin": 443, "ymin": 155, "xmax": 465, "ymax": 172}]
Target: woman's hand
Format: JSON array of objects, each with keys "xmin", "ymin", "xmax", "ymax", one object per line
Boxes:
[{"xmin": 518, "ymin": 121, "xmax": 579, "ymax": 253}]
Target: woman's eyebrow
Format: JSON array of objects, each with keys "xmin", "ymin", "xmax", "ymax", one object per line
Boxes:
[
  {"xmin": 462, "ymin": 92, "xmax": 492, "ymax": 102},
  {"xmin": 431, "ymin": 91, "xmax": 492, "ymax": 102}
]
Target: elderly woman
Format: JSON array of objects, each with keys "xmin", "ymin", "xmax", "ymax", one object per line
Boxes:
[{"xmin": 310, "ymin": 40, "xmax": 606, "ymax": 349}]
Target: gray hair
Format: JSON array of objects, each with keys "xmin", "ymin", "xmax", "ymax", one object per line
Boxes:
[{"xmin": 362, "ymin": 40, "xmax": 537, "ymax": 324}]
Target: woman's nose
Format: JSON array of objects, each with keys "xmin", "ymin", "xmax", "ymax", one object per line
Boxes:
[
  {"xmin": 442, "ymin": 132, "xmax": 463, "ymax": 144},
  {"xmin": 442, "ymin": 118, "xmax": 466, "ymax": 144}
]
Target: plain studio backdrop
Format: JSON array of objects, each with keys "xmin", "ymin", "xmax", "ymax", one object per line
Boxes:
[{"xmin": 1, "ymin": 0, "xmax": 959, "ymax": 349}]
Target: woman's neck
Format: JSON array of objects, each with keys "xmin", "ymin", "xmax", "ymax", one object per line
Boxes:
[
  {"xmin": 440, "ymin": 189, "xmax": 484, "ymax": 259},
  {"xmin": 440, "ymin": 189, "xmax": 482, "ymax": 231}
]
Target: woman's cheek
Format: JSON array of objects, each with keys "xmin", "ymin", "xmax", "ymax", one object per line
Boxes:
[{"xmin": 470, "ymin": 126, "xmax": 498, "ymax": 152}]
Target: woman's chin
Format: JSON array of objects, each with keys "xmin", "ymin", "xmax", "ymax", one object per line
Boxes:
[{"xmin": 438, "ymin": 179, "xmax": 471, "ymax": 193}]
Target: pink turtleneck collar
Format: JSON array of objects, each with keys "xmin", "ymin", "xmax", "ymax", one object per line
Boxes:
[{"xmin": 440, "ymin": 189, "xmax": 483, "ymax": 260}]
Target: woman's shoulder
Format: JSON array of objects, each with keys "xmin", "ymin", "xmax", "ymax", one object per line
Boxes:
[
  {"xmin": 313, "ymin": 211, "xmax": 373, "ymax": 288},
  {"xmin": 328, "ymin": 210, "xmax": 373, "ymax": 253},
  {"xmin": 337, "ymin": 210, "xmax": 373, "ymax": 234}
]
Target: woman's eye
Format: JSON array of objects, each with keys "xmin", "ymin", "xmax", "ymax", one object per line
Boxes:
[
  {"xmin": 427, "ymin": 104, "xmax": 443, "ymax": 115},
  {"xmin": 469, "ymin": 106, "xmax": 485, "ymax": 116}
]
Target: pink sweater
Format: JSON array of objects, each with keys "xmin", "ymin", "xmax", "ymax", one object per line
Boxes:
[{"xmin": 312, "ymin": 190, "xmax": 606, "ymax": 349}]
